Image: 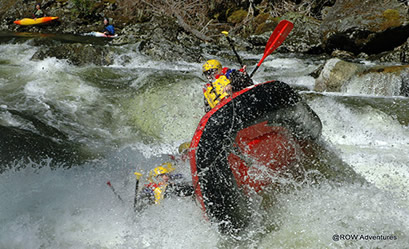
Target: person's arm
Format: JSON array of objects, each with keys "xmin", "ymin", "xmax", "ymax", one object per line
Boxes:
[
  {"xmin": 104, "ymin": 25, "xmax": 115, "ymax": 35},
  {"xmin": 228, "ymin": 68, "xmax": 253, "ymax": 92}
]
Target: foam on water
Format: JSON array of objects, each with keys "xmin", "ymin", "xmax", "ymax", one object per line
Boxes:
[
  {"xmin": 344, "ymin": 72, "xmax": 404, "ymax": 96},
  {"xmin": 1, "ymin": 40, "xmax": 409, "ymax": 248},
  {"xmin": 259, "ymin": 182, "xmax": 409, "ymax": 248},
  {"xmin": 308, "ymin": 97, "xmax": 409, "ymax": 198},
  {"xmin": 253, "ymin": 56, "xmax": 321, "ymax": 90},
  {"xmin": 0, "ymin": 147, "xmax": 219, "ymax": 249},
  {"xmin": 2, "ymin": 155, "xmax": 408, "ymax": 249},
  {"xmin": 111, "ymin": 44, "xmax": 201, "ymax": 74}
]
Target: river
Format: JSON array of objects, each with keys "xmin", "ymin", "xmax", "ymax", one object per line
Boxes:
[{"xmin": 0, "ymin": 32, "xmax": 408, "ymax": 248}]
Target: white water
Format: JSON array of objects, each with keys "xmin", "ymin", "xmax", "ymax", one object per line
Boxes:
[{"xmin": 1, "ymin": 41, "xmax": 409, "ymax": 248}]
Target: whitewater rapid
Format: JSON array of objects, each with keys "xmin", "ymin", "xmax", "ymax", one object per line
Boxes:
[{"xmin": 1, "ymin": 37, "xmax": 408, "ymax": 248}]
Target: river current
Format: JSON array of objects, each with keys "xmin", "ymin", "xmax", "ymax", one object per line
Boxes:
[{"xmin": 0, "ymin": 33, "xmax": 408, "ymax": 248}]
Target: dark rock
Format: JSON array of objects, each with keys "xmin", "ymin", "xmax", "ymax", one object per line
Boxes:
[
  {"xmin": 247, "ymin": 12, "xmax": 323, "ymax": 54},
  {"xmin": 369, "ymin": 38, "xmax": 409, "ymax": 63},
  {"xmin": 31, "ymin": 43, "xmax": 114, "ymax": 66},
  {"xmin": 281, "ymin": 12, "xmax": 324, "ymax": 54},
  {"xmin": 320, "ymin": 0, "xmax": 409, "ymax": 55},
  {"xmin": 117, "ymin": 16, "xmax": 205, "ymax": 63},
  {"xmin": 331, "ymin": 49, "xmax": 355, "ymax": 60}
]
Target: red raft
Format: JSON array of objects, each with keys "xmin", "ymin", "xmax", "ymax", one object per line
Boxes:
[{"xmin": 188, "ymin": 80, "xmax": 322, "ymax": 234}]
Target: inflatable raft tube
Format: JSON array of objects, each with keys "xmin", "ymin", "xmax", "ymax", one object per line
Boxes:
[{"xmin": 189, "ymin": 81, "xmax": 322, "ymax": 234}]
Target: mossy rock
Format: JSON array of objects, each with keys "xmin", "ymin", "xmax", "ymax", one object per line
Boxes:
[
  {"xmin": 227, "ymin": 9, "xmax": 247, "ymax": 24},
  {"xmin": 254, "ymin": 13, "xmax": 270, "ymax": 25},
  {"xmin": 255, "ymin": 22, "xmax": 273, "ymax": 35},
  {"xmin": 254, "ymin": 17, "xmax": 279, "ymax": 35},
  {"xmin": 380, "ymin": 9, "xmax": 401, "ymax": 30}
]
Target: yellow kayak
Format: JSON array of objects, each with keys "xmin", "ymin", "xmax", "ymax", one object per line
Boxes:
[{"xmin": 14, "ymin": 17, "xmax": 59, "ymax": 26}]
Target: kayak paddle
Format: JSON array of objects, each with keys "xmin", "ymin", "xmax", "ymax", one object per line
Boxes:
[
  {"xmin": 133, "ymin": 172, "xmax": 142, "ymax": 211},
  {"xmin": 222, "ymin": 31, "xmax": 244, "ymax": 68},
  {"xmin": 107, "ymin": 181, "xmax": 124, "ymax": 203},
  {"xmin": 249, "ymin": 20, "xmax": 294, "ymax": 78}
]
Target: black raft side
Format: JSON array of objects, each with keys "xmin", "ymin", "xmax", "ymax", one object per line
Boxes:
[{"xmin": 195, "ymin": 81, "xmax": 301, "ymax": 234}]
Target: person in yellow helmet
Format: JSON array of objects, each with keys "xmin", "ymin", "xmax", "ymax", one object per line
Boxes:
[
  {"xmin": 177, "ymin": 141, "xmax": 191, "ymax": 161},
  {"xmin": 202, "ymin": 59, "xmax": 253, "ymax": 112},
  {"xmin": 136, "ymin": 162, "xmax": 194, "ymax": 208}
]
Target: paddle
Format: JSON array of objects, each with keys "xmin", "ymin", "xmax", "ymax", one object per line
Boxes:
[
  {"xmin": 249, "ymin": 20, "xmax": 294, "ymax": 78},
  {"xmin": 222, "ymin": 31, "xmax": 244, "ymax": 68},
  {"xmin": 107, "ymin": 181, "xmax": 124, "ymax": 203},
  {"xmin": 133, "ymin": 172, "xmax": 142, "ymax": 211}
]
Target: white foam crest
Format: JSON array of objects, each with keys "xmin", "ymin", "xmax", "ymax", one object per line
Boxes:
[
  {"xmin": 344, "ymin": 72, "xmax": 403, "ymax": 96},
  {"xmin": 110, "ymin": 45, "xmax": 200, "ymax": 72},
  {"xmin": 277, "ymin": 75, "xmax": 316, "ymax": 90},
  {"xmin": 0, "ymin": 163, "xmax": 130, "ymax": 248},
  {"xmin": 343, "ymin": 149, "xmax": 409, "ymax": 198},
  {"xmin": 251, "ymin": 56, "xmax": 321, "ymax": 85},
  {"xmin": 259, "ymin": 183, "xmax": 409, "ymax": 248},
  {"xmin": 0, "ymin": 43, "xmax": 37, "ymax": 63},
  {"xmin": 308, "ymin": 97, "xmax": 409, "ymax": 198},
  {"xmin": 0, "ymin": 109, "xmax": 31, "ymax": 129},
  {"xmin": 24, "ymin": 74, "xmax": 101, "ymax": 116},
  {"xmin": 0, "ymin": 157, "xmax": 217, "ymax": 249},
  {"xmin": 128, "ymin": 199, "xmax": 218, "ymax": 248},
  {"xmin": 309, "ymin": 98, "xmax": 409, "ymax": 147},
  {"xmin": 263, "ymin": 57, "xmax": 306, "ymax": 69}
]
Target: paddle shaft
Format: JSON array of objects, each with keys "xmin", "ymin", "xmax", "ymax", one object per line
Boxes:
[
  {"xmin": 107, "ymin": 181, "xmax": 124, "ymax": 203},
  {"xmin": 133, "ymin": 178, "xmax": 140, "ymax": 210},
  {"xmin": 249, "ymin": 20, "xmax": 294, "ymax": 78},
  {"xmin": 225, "ymin": 35, "xmax": 244, "ymax": 68},
  {"xmin": 133, "ymin": 172, "xmax": 142, "ymax": 211}
]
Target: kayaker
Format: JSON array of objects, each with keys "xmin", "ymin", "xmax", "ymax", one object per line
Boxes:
[
  {"xmin": 103, "ymin": 17, "xmax": 115, "ymax": 36},
  {"xmin": 33, "ymin": 3, "xmax": 45, "ymax": 19},
  {"xmin": 202, "ymin": 59, "xmax": 253, "ymax": 112},
  {"xmin": 136, "ymin": 162, "xmax": 194, "ymax": 209}
]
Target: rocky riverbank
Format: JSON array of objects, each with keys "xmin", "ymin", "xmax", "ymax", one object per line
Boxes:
[{"xmin": 1, "ymin": 0, "xmax": 409, "ymax": 96}]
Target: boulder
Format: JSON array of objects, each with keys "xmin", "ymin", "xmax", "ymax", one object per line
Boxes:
[
  {"xmin": 281, "ymin": 12, "xmax": 323, "ymax": 53},
  {"xmin": 369, "ymin": 37, "xmax": 409, "ymax": 63},
  {"xmin": 320, "ymin": 0, "xmax": 409, "ymax": 54},
  {"xmin": 315, "ymin": 57, "xmax": 409, "ymax": 96},
  {"xmin": 31, "ymin": 43, "xmax": 114, "ymax": 66},
  {"xmin": 315, "ymin": 58, "xmax": 364, "ymax": 92}
]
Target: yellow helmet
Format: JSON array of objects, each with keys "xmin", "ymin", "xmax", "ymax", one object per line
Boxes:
[
  {"xmin": 148, "ymin": 162, "xmax": 175, "ymax": 180},
  {"xmin": 178, "ymin": 142, "xmax": 191, "ymax": 154},
  {"xmin": 202, "ymin": 59, "xmax": 222, "ymax": 73}
]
